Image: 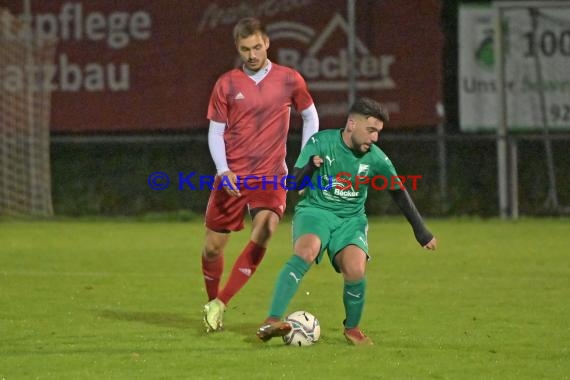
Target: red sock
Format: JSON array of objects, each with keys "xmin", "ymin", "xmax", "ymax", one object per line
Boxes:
[
  {"xmin": 218, "ymin": 241, "xmax": 266, "ymax": 305},
  {"xmin": 202, "ymin": 254, "xmax": 224, "ymax": 301}
]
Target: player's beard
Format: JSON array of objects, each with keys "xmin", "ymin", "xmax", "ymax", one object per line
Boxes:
[
  {"xmin": 246, "ymin": 57, "xmax": 266, "ymax": 72},
  {"xmin": 352, "ymin": 135, "xmax": 371, "ymax": 153}
]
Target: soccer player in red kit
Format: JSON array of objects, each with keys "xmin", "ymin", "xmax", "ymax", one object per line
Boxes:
[{"xmin": 202, "ymin": 17, "xmax": 319, "ymax": 332}]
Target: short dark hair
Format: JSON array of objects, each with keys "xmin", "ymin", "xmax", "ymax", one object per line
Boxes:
[
  {"xmin": 233, "ymin": 17, "xmax": 266, "ymax": 43},
  {"xmin": 349, "ymin": 97, "xmax": 389, "ymax": 123}
]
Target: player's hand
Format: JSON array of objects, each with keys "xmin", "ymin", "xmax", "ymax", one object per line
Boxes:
[
  {"xmin": 312, "ymin": 155, "xmax": 323, "ymax": 168},
  {"xmin": 219, "ymin": 171, "xmax": 241, "ymax": 198},
  {"xmin": 423, "ymin": 237, "xmax": 437, "ymax": 250}
]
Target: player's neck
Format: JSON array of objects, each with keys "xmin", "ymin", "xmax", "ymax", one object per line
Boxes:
[
  {"xmin": 243, "ymin": 60, "xmax": 271, "ymax": 85},
  {"xmin": 243, "ymin": 59, "xmax": 271, "ymax": 76}
]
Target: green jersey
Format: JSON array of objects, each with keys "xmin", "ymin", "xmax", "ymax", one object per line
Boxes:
[{"xmin": 294, "ymin": 129, "xmax": 399, "ymax": 218}]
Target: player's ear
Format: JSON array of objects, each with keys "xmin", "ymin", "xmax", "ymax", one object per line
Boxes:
[{"xmin": 264, "ymin": 35, "xmax": 270, "ymax": 49}]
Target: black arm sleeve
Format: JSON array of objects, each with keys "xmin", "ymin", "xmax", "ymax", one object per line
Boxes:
[
  {"xmin": 389, "ymin": 188, "xmax": 433, "ymax": 246},
  {"xmin": 287, "ymin": 156, "xmax": 318, "ymax": 191}
]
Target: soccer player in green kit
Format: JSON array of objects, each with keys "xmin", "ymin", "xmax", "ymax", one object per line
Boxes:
[{"xmin": 256, "ymin": 97, "xmax": 438, "ymax": 345}]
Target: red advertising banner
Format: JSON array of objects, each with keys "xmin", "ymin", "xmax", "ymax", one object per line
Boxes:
[{"xmin": 1, "ymin": 0, "xmax": 443, "ymax": 132}]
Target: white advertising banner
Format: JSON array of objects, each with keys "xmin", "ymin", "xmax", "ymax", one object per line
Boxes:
[
  {"xmin": 459, "ymin": 3, "xmax": 570, "ymax": 132},
  {"xmin": 459, "ymin": 4, "xmax": 497, "ymax": 131}
]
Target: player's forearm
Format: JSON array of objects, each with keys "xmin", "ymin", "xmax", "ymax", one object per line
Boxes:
[
  {"xmin": 300, "ymin": 104, "xmax": 319, "ymax": 148},
  {"xmin": 208, "ymin": 120, "xmax": 230, "ymax": 175},
  {"xmin": 389, "ymin": 189, "xmax": 433, "ymax": 246},
  {"xmin": 288, "ymin": 156, "xmax": 318, "ymax": 191}
]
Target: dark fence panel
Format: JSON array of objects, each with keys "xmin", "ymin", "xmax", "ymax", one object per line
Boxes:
[{"xmin": 50, "ymin": 133, "xmax": 570, "ymax": 217}]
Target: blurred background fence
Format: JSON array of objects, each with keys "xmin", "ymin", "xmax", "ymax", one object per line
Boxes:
[{"xmin": 49, "ymin": 132, "xmax": 570, "ymax": 217}]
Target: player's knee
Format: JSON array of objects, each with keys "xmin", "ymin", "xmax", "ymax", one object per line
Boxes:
[
  {"xmin": 266, "ymin": 219, "xmax": 279, "ymax": 236},
  {"xmin": 258, "ymin": 221, "xmax": 277, "ymax": 240},
  {"xmin": 203, "ymin": 228, "xmax": 230, "ymax": 259},
  {"xmin": 338, "ymin": 258, "xmax": 366, "ymax": 281},
  {"xmin": 294, "ymin": 235, "xmax": 320, "ymax": 263},
  {"xmin": 202, "ymin": 244, "xmax": 223, "ymax": 259},
  {"xmin": 349, "ymin": 262, "xmax": 367, "ymax": 280},
  {"xmin": 343, "ymin": 267, "xmax": 366, "ymax": 281},
  {"xmin": 294, "ymin": 246, "xmax": 318, "ymax": 263},
  {"xmin": 252, "ymin": 219, "xmax": 278, "ymax": 244}
]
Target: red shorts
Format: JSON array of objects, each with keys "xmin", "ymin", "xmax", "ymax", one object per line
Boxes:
[{"xmin": 205, "ymin": 176, "xmax": 287, "ymax": 232}]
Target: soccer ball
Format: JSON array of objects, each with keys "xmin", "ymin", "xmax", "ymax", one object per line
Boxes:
[{"xmin": 282, "ymin": 310, "xmax": 321, "ymax": 346}]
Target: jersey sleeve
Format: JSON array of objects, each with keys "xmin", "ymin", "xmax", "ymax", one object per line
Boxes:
[
  {"xmin": 206, "ymin": 77, "xmax": 228, "ymax": 123},
  {"xmin": 294, "ymin": 133, "xmax": 320, "ymax": 168},
  {"xmin": 375, "ymin": 151, "xmax": 399, "ymax": 178},
  {"xmin": 376, "ymin": 151, "xmax": 408, "ymax": 190},
  {"xmin": 290, "ymin": 70, "xmax": 314, "ymax": 112}
]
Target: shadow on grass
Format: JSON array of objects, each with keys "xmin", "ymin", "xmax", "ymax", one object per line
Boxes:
[
  {"xmin": 96, "ymin": 309, "xmax": 199, "ymax": 330},
  {"xmin": 225, "ymin": 321, "xmax": 267, "ymax": 345},
  {"xmin": 225, "ymin": 321, "xmax": 302, "ymax": 348}
]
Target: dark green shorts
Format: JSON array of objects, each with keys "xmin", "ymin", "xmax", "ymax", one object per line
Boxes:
[{"xmin": 292, "ymin": 207, "xmax": 369, "ymax": 272}]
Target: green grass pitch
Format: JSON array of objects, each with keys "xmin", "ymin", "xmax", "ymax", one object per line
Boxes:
[{"xmin": 1, "ymin": 217, "xmax": 569, "ymax": 379}]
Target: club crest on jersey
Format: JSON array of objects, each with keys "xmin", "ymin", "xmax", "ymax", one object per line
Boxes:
[
  {"xmin": 357, "ymin": 164, "xmax": 369, "ymax": 176},
  {"xmin": 234, "ymin": 92, "xmax": 245, "ymax": 100}
]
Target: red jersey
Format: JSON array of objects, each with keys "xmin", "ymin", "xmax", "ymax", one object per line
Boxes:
[{"xmin": 207, "ymin": 63, "xmax": 314, "ymax": 177}]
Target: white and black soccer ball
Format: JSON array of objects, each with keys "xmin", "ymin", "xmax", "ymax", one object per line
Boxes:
[{"xmin": 282, "ymin": 310, "xmax": 321, "ymax": 346}]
